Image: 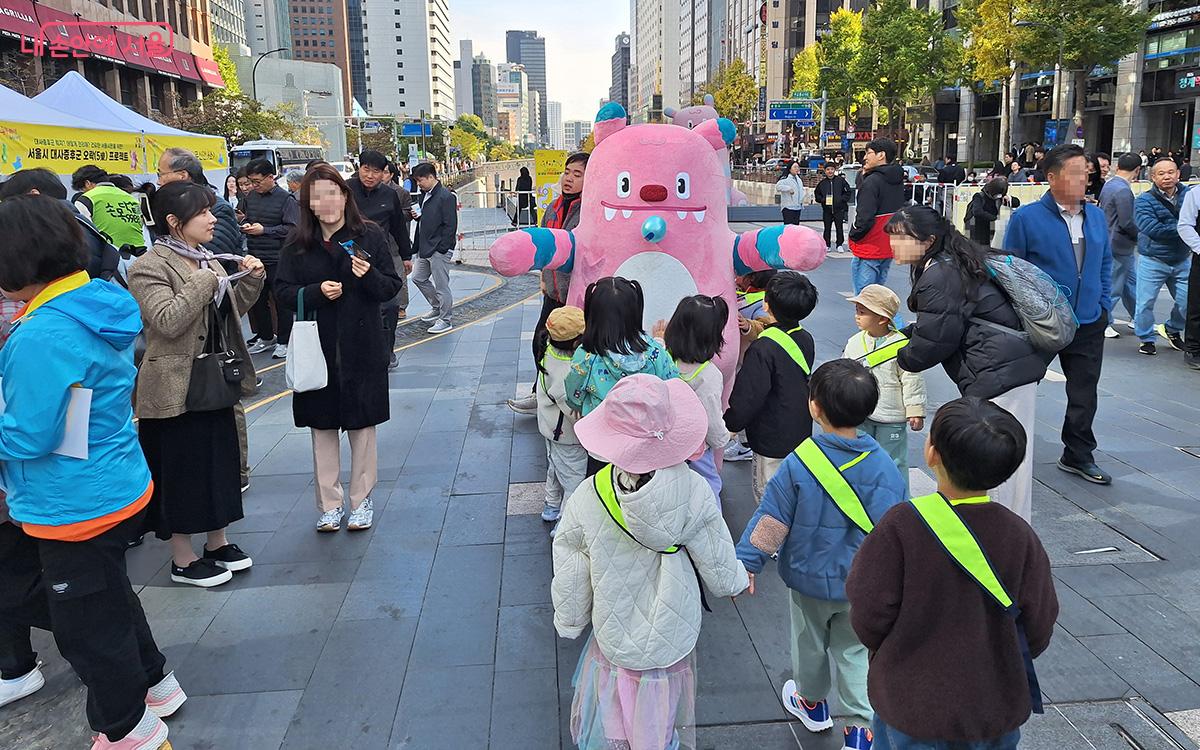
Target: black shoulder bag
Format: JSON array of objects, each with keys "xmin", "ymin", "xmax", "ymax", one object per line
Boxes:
[{"xmin": 185, "ymin": 303, "xmax": 246, "ymax": 412}]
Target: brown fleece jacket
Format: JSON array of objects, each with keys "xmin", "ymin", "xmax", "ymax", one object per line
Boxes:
[{"xmin": 845, "ymin": 500, "xmax": 1059, "ymax": 742}]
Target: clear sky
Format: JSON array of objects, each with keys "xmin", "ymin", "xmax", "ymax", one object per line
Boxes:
[{"xmin": 449, "ymin": 0, "xmax": 629, "ymax": 122}]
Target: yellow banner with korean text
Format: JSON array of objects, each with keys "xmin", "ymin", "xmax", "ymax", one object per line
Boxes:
[
  {"xmin": 143, "ymin": 133, "xmax": 230, "ymax": 172},
  {"xmin": 534, "ymin": 149, "xmax": 568, "ymax": 211},
  {"xmin": 0, "ymin": 122, "xmax": 143, "ymax": 176}
]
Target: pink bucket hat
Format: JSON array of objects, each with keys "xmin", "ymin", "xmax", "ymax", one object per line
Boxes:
[{"xmin": 575, "ymin": 374, "xmax": 708, "ymax": 474}]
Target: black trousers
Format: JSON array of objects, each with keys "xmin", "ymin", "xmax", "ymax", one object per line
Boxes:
[
  {"xmin": 35, "ymin": 511, "xmax": 167, "ymax": 740},
  {"xmin": 528, "ymin": 294, "xmax": 566, "ymax": 393},
  {"xmin": 1055, "ymin": 317, "xmax": 1106, "ymax": 466},
  {"xmin": 781, "ymin": 208, "xmax": 802, "ymax": 225},
  {"xmin": 1187, "ymin": 254, "xmax": 1200, "ymax": 355},
  {"xmin": 0, "ymin": 522, "xmax": 51, "ymax": 680},
  {"xmin": 249, "ymin": 261, "xmax": 293, "ymax": 345},
  {"xmin": 822, "ymin": 206, "xmax": 845, "ymax": 247}
]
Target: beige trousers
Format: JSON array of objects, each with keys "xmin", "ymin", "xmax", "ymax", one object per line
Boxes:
[
  {"xmin": 752, "ymin": 453, "xmax": 786, "ymax": 501},
  {"xmin": 311, "ymin": 427, "xmax": 378, "ymax": 512}
]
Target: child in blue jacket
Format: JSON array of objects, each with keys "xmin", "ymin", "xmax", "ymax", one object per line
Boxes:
[{"xmin": 737, "ymin": 359, "xmax": 907, "ymax": 750}]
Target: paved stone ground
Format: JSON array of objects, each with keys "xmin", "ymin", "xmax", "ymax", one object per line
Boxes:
[{"xmin": 4, "ymin": 246, "xmax": 1200, "ymax": 749}]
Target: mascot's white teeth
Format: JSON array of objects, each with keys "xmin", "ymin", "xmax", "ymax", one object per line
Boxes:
[
  {"xmin": 677, "ymin": 211, "xmax": 688, "ymax": 220},
  {"xmin": 622, "ymin": 210, "xmax": 633, "ymax": 219},
  {"xmin": 693, "ymin": 210, "xmax": 706, "ymax": 223},
  {"xmin": 604, "ymin": 207, "xmax": 616, "ymax": 221}
]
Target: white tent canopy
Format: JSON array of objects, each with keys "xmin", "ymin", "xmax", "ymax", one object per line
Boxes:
[
  {"xmin": 1, "ymin": 79, "xmax": 127, "ymax": 131},
  {"xmin": 34, "ymin": 72, "xmax": 199, "ymax": 137}
]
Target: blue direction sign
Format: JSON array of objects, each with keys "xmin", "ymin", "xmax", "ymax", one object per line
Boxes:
[
  {"xmin": 768, "ymin": 100, "xmax": 815, "ymax": 123},
  {"xmin": 401, "ymin": 123, "xmax": 433, "ymax": 137}
]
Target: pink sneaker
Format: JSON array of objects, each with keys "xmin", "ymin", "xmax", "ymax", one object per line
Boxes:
[
  {"xmin": 145, "ymin": 672, "xmax": 187, "ymax": 718},
  {"xmin": 91, "ymin": 707, "xmax": 169, "ymax": 749}
]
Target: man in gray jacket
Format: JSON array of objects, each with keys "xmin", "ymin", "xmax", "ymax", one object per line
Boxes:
[
  {"xmin": 1099, "ymin": 153, "xmax": 1141, "ymax": 338},
  {"xmin": 411, "ymin": 163, "xmax": 458, "ymax": 334}
]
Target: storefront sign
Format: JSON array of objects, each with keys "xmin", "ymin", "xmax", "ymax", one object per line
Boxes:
[
  {"xmin": 1150, "ymin": 6, "xmax": 1200, "ymax": 30},
  {"xmin": 1177, "ymin": 69, "xmax": 1200, "ymax": 95}
]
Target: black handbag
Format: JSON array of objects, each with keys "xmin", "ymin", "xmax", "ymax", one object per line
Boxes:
[{"xmin": 185, "ymin": 302, "xmax": 245, "ymax": 412}]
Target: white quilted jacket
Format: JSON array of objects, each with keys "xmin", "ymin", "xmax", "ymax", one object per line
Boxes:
[{"xmin": 551, "ymin": 464, "xmax": 750, "ymax": 670}]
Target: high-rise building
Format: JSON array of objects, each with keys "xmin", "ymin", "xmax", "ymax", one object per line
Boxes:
[
  {"xmin": 563, "ymin": 120, "xmax": 593, "ymax": 150},
  {"xmin": 358, "ymin": 0, "xmax": 454, "ymax": 119},
  {"xmin": 496, "ymin": 110, "xmax": 519, "ymax": 144},
  {"xmin": 630, "ymin": 0, "xmax": 680, "ymax": 122},
  {"xmin": 529, "ymin": 90, "xmax": 541, "ymax": 144},
  {"xmin": 471, "ymin": 53, "xmax": 498, "ymax": 129},
  {"xmin": 707, "ymin": 0, "xmax": 726, "ymax": 81},
  {"xmin": 547, "ymin": 101, "xmax": 564, "ymax": 149},
  {"xmin": 497, "ymin": 62, "xmax": 531, "ymax": 144},
  {"xmin": 454, "ymin": 40, "xmax": 475, "ymax": 118},
  {"xmin": 506, "ymin": 30, "xmax": 547, "ymax": 142},
  {"xmin": 679, "ymin": 0, "xmax": 710, "ymax": 103},
  {"xmin": 610, "ymin": 33, "xmax": 630, "ymax": 111},
  {"xmin": 247, "ymin": 0, "xmax": 292, "ymax": 57},
  {"xmin": 211, "ymin": 0, "xmax": 249, "ymax": 51},
  {"xmin": 346, "ymin": 0, "xmax": 367, "ymax": 112},
  {"xmin": 288, "ymin": 0, "xmax": 352, "ymax": 113}
]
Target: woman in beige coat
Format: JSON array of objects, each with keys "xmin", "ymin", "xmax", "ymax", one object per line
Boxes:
[{"xmin": 128, "ymin": 181, "xmax": 264, "ymax": 588}]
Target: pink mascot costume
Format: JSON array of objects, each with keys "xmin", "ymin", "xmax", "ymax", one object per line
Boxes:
[{"xmin": 489, "ymin": 102, "xmax": 826, "ymax": 398}]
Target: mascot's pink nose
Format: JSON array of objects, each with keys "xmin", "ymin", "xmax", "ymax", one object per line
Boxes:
[{"xmin": 640, "ymin": 184, "xmax": 668, "ymax": 202}]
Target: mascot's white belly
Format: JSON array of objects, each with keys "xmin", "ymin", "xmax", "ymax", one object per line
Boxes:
[{"xmin": 614, "ymin": 252, "xmax": 700, "ymax": 333}]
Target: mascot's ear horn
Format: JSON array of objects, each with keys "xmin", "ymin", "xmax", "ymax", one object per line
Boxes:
[
  {"xmin": 696, "ymin": 118, "xmax": 735, "ymax": 150},
  {"xmin": 594, "ymin": 101, "xmax": 628, "ymax": 145},
  {"xmin": 703, "ymin": 93, "xmax": 715, "ymax": 106},
  {"xmin": 664, "ymin": 106, "xmax": 678, "ymax": 117}
]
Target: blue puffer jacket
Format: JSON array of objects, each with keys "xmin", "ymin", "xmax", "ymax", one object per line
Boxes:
[
  {"xmin": 736, "ymin": 432, "xmax": 907, "ymax": 601},
  {"xmin": 1135, "ymin": 184, "xmax": 1192, "ymax": 265},
  {"xmin": 1004, "ymin": 191, "xmax": 1112, "ymax": 325},
  {"xmin": 0, "ymin": 277, "xmax": 152, "ymax": 527}
]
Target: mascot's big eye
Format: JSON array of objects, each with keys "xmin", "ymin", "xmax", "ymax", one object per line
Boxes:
[
  {"xmin": 676, "ymin": 172, "xmax": 691, "ymax": 200},
  {"xmin": 686, "ymin": 120, "xmax": 695, "ymax": 129},
  {"xmin": 617, "ymin": 171, "xmax": 631, "ymax": 198}
]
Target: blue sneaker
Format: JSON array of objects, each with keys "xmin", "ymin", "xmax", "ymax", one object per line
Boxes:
[
  {"xmin": 781, "ymin": 679, "xmax": 832, "ymax": 731},
  {"xmin": 843, "ymin": 725, "xmax": 873, "ymax": 749}
]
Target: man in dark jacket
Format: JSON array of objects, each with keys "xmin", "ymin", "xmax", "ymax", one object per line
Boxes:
[
  {"xmin": 848, "ymin": 138, "xmax": 906, "ymax": 293},
  {"xmin": 508, "ymin": 151, "xmax": 589, "ymax": 414},
  {"xmin": 0, "ymin": 168, "xmax": 120, "ymax": 283},
  {"xmin": 936, "ymin": 156, "xmax": 966, "ymax": 185},
  {"xmin": 242, "ymin": 158, "xmax": 300, "ymax": 358},
  {"xmin": 1099, "ymin": 153, "xmax": 1141, "ymax": 337},
  {"xmin": 1005, "ymin": 144, "xmax": 1113, "ymax": 485},
  {"xmin": 411, "ymin": 162, "xmax": 458, "ymax": 334},
  {"xmin": 348, "ymin": 150, "xmax": 414, "ymax": 367},
  {"xmin": 1133, "ymin": 156, "xmax": 1191, "ymax": 355},
  {"xmin": 813, "ymin": 162, "xmax": 852, "ymax": 252},
  {"xmin": 965, "ymin": 177, "xmax": 1020, "ymax": 246}
]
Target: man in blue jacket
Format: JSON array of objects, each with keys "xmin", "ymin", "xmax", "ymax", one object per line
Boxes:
[
  {"xmin": 1005, "ymin": 144, "xmax": 1114, "ymax": 485},
  {"xmin": 1133, "ymin": 156, "xmax": 1191, "ymax": 356}
]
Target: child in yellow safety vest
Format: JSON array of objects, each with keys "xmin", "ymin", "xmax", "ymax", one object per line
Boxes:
[
  {"xmin": 535, "ymin": 306, "xmax": 588, "ymax": 529},
  {"xmin": 736, "ymin": 359, "xmax": 907, "ymax": 750},
  {"xmin": 553, "ymin": 375, "xmax": 749, "ymax": 750},
  {"xmin": 842, "ymin": 284, "xmax": 926, "ymax": 494},
  {"xmin": 846, "ymin": 398, "xmax": 1058, "ymax": 750}
]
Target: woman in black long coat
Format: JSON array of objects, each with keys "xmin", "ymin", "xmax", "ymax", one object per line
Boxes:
[
  {"xmin": 515, "ymin": 166, "xmax": 537, "ymax": 226},
  {"xmin": 276, "ymin": 163, "xmax": 402, "ymax": 533}
]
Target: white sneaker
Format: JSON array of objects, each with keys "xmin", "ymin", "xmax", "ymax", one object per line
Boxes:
[
  {"xmin": 507, "ymin": 394, "xmax": 538, "ymax": 415},
  {"xmin": 420, "ymin": 311, "xmax": 441, "ymax": 322},
  {"xmin": 0, "ymin": 664, "xmax": 44, "ymax": 709},
  {"xmin": 427, "ymin": 319, "xmax": 453, "ymax": 334},
  {"xmin": 541, "ymin": 502, "xmax": 561, "ymax": 522},
  {"xmin": 247, "ymin": 337, "xmax": 276, "ymax": 355},
  {"xmin": 145, "ymin": 671, "xmax": 187, "ymax": 718},
  {"xmin": 347, "ymin": 498, "xmax": 374, "ymax": 531},
  {"xmin": 723, "ymin": 441, "xmax": 753, "ymax": 462},
  {"xmin": 317, "ymin": 507, "xmax": 344, "ymax": 532},
  {"xmin": 272, "ymin": 343, "xmax": 289, "ymax": 359},
  {"xmin": 1104, "ymin": 325, "xmax": 1120, "ymax": 339}
]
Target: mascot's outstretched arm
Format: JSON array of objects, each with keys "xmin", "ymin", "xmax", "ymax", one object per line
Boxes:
[
  {"xmin": 488, "ymin": 227, "xmax": 575, "ymax": 277},
  {"xmin": 733, "ymin": 225, "xmax": 827, "ymax": 275}
]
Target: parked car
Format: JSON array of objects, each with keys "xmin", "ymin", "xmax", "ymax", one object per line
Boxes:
[{"xmin": 329, "ymin": 161, "xmax": 356, "ymax": 178}]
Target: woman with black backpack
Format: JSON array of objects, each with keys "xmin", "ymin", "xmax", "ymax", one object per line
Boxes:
[{"xmin": 884, "ymin": 206, "xmax": 1047, "ymax": 521}]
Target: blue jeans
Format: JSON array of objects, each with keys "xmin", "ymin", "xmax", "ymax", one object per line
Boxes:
[
  {"xmin": 1134, "ymin": 254, "xmax": 1191, "ymax": 342},
  {"xmin": 851, "ymin": 256, "xmax": 893, "ymax": 293},
  {"xmin": 1108, "ymin": 252, "xmax": 1137, "ymax": 322},
  {"xmin": 872, "ymin": 717, "xmax": 1020, "ymax": 750}
]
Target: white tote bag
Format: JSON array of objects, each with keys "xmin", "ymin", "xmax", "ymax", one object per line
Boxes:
[{"xmin": 285, "ymin": 288, "xmax": 328, "ymax": 393}]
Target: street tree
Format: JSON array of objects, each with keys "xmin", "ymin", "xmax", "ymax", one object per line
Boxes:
[
  {"xmin": 450, "ymin": 126, "xmax": 485, "ymax": 162},
  {"xmin": 700, "ymin": 59, "xmax": 758, "ymax": 124},
  {"xmin": 213, "ymin": 45, "xmax": 242, "ymax": 96},
  {"xmin": 171, "ymin": 91, "xmax": 307, "ymax": 147},
  {"xmin": 958, "ymin": 0, "xmax": 1021, "ymax": 159},
  {"xmin": 488, "ymin": 142, "xmax": 520, "ymax": 161},
  {"xmin": 819, "ymin": 9, "xmax": 871, "ymax": 125},
  {"xmin": 855, "ymin": 0, "xmax": 963, "ymax": 140},
  {"xmin": 1014, "ymin": 0, "xmax": 1149, "ymax": 135}
]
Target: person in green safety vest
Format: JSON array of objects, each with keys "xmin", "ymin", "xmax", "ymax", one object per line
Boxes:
[
  {"xmin": 842, "ymin": 284, "xmax": 927, "ymax": 494},
  {"xmin": 70, "ymin": 166, "xmax": 149, "ymax": 255},
  {"xmin": 846, "ymin": 398, "xmax": 1059, "ymax": 750},
  {"xmin": 736, "ymin": 359, "xmax": 907, "ymax": 750}
]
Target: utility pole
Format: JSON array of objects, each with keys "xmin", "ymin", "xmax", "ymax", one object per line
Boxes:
[{"xmin": 819, "ymin": 89, "xmax": 828, "ymax": 150}]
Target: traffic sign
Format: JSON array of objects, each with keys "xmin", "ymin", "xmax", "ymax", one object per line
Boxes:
[
  {"xmin": 361, "ymin": 120, "xmax": 382, "ymax": 134},
  {"xmin": 401, "ymin": 123, "xmax": 433, "ymax": 137},
  {"xmin": 768, "ymin": 100, "xmax": 814, "ymax": 121},
  {"xmin": 792, "ymin": 90, "xmax": 812, "ymax": 99}
]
